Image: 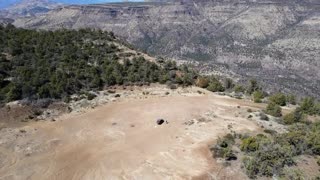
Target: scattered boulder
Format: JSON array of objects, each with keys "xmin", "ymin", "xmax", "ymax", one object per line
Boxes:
[
  {"xmin": 197, "ymin": 90, "xmax": 203, "ymax": 94},
  {"xmin": 225, "ymin": 152, "xmax": 237, "ymax": 161},
  {"xmin": 259, "ymin": 113, "xmax": 269, "ymax": 121},
  {"xmin": 157, "ymin": 119, "xmax": 165, "ymax": 125},
  {"xmin": 107, "ymin": 90, "xmax": 116, "ymax": 94},
  {"xmin": 19, "ymin": 129, "xmax": 26, "ymax": 133}
]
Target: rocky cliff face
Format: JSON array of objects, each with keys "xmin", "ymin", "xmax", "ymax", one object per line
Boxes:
[{"xmin": 10, "ymin": 0, "xmax": 320, "ymax": 97}]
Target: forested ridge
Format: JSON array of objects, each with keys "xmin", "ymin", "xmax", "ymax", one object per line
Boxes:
[{"xmin": 0, "ymin": 25, "xmax": 197, "ymax": 104}]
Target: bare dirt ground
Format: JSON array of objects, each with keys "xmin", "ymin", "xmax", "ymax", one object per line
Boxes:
[{"xmin": 0, "ymin": 86, "xmax": 265, "ymax": 180}]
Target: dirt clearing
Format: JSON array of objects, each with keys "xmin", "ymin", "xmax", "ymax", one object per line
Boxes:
[{"xmin": 0, "ymin": 87, "xmax": 262, "ymax": 180}]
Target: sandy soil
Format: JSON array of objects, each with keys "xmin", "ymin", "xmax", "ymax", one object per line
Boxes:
[{"xmin": 0, "ymin": 87, "xmax": 263, "ymax": 180}]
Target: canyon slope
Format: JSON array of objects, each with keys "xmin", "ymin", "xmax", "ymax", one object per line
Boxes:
[
  {"xmin": 10, "ymin": 0, "xmax": 320, "ymax": 97},
  {"xmin": 0, "ymin": 0, "xmax": 61, "ymax": 18}
]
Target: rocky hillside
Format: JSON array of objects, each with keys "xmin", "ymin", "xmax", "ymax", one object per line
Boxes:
[
  {"xmin": 1, "ymin": 25, "xmax": 199, "ymax": 105},
  {"xmin": 7, "ymin": 0, "xmax": 320, "ymax": 98},
  {"xmin": 0, "ymin": 0, "xmax": 61, "ymax": 18}
]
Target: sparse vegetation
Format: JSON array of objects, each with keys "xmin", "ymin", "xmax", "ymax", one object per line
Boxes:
[
  {"xmin": 211, "ymin": 119, "xmax": 320, "ymax": 179},
  {"xmin": 252, "ymin": 90, "xmax": 264, "ymax": 103},
  {"xmin": 287, "ymin": 94, "xmax": 296, "ymax": 105},
  {"xmin": 195, "ymin": 77, "xmax": 209, "ymax": 88},
  {"xmin": 210, "ymin": 134, "xmax": 237, "ymax": 161},
  {"xmin": 224, "ymin": 78, "xmax": 235, "ymax": 90},
  {"xmin": 269, "ymin": 93, "xmax": 287, "ymax": 106},
  {"xmin": 282, "ymin": 167, "xmax": 305, "ymax": 180},
  {"xmin": 210, "ymin": 88, "xmax": 319, "ymax": 179},
  {"xmin": 283, "ymin": 108, "xmax": 304, "ymax": 125},
  {"xmin": 265, "ymin": 102, "xmax": 282, "ymax": 117},
  {"xmin": 263, "ymin": 129, "xmax": 277, "ymax": 135},
  {"xmin": 0, "ymin": 25, "xmax": 198, "ymax": 104},
  {"xmin": 299, "ymin": 97, "xmax": 320, "ymax": 116},
  {"xmin": 240, "ymin": 135, "xmax": 265, "ymax": 153},
  {"xmin": 241, "ymin": 122, "xmax": 320, "ymax": 178},
  {"xmin": 247, "ymin": 79, "xmax": 260, "ymax": 95},
  {"xmin": 234, "ymin": 85, "xmax": 245, "ymax": 93},
  {"xmin": 206, "ymin": 76, "xmax": 225, "ymax": 92}
]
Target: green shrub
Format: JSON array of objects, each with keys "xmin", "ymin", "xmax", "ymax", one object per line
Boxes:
[
  {"xmin": 0, "ymin": 25, "xmax": 198, "ymax": 104},
  {"xmin": 314, "ymin": 103, "xmax": 320, "ymax": 115},
  {"xmin": 195, "ymin": 77, "xmax": 209, "ymax": 88},
  {"xmin": 312, "ymin": 145, "xmax": 320, "ymax": 155},
  {"xmin": 234, "ymin": 85, "xmax": 245, "ymax": 93},
  {"xmin": 282, "ymin": 167, "xmax": 305, "ymax": 180},
  {"xmin": 210, "ymin": 134, "xmax": 236, "ymax": 161},
  {"xmin": 243, "ymin": 142, "xmax": 295, "ymax": 178},
  {"xmin": 300, "ymin": 97, "xmax": 315, "ymax": 112},
  {"xmin": 265, "ymin": 102, "xmax": 282, "ymax": 117},
  {"xmin": 300, "ymin": 97, "xmax": 320, "ymax": 115},
  {"xmin": 239, "ymin": 122, "xmax": 320, "ymax": 179},
  {"xmin": 264, "ymin": 129, "xmax": 277, "ymax": 135},
  {"xmin": 317, "ymin": 157, "xmax": 320, "ymax": 166},
  {"xmin": 247, "ymin": 79, "xmax": 260, "ymax": 95},
  {"xmin": 269, "ymin": 93, "xmax": 287, "ymax": 106},
  {"xmin": 283, "ymin": 113, "xmax": 296, "ymax": 125},
  {"xmin": 241, "ymin": 136, "xmax": 260, "ymax": 152},
  {"xmin": 243, "ymin": 156, "xmax": 259, "ymax": 178},
  {"xmin": 282, "ymin": 130, "xmax": 308, "ymax": 155},
  {"xmin": 5, "ymin": 84, "xmax": 21, "ymax": 102},
  {"xmin": 252, "ymin": 90, "xmax": 264, "ymax": 103},
  {"xmin": 283, "ymin": 108, "xmax": 304, "ymax": 125},
  {"xmin": 287, "ymin": 94, "xmax": 296, "ymax": 105},
  {"xmin": 219, "ymin": 133, "xmax": 235, "ymax": 147},
  {"xmin": 224, "ymin": 149, "xmax": 237, "ymax": 161},
  {"xmin": 224, "ymin": 78, "xmax": 235, "ymax": 90},
  {"xmin": 207, "ymin": 78, "xmax": 225, "ymax": 92}
]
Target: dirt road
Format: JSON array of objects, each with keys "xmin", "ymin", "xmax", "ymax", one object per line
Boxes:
[{"xmin": 0, "ymin": 88, "xmax": 261, "ymax": 180}]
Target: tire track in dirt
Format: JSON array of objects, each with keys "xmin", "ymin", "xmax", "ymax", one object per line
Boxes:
[{"xmin": 0, "ymin": 147, "xmax": 18, "ymax": 179}]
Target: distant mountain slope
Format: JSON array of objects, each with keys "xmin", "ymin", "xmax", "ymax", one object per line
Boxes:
[
  {"xmin": 0, "ymin": 0, "xmax": 61, "ymax": 18},
  {"xmin": 0, "ymin": 17, "xmax": 14, "ymax": 25},
  {"xmin": 9, "ymin": 0, "xmax": 320, "ymax": 97}
]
